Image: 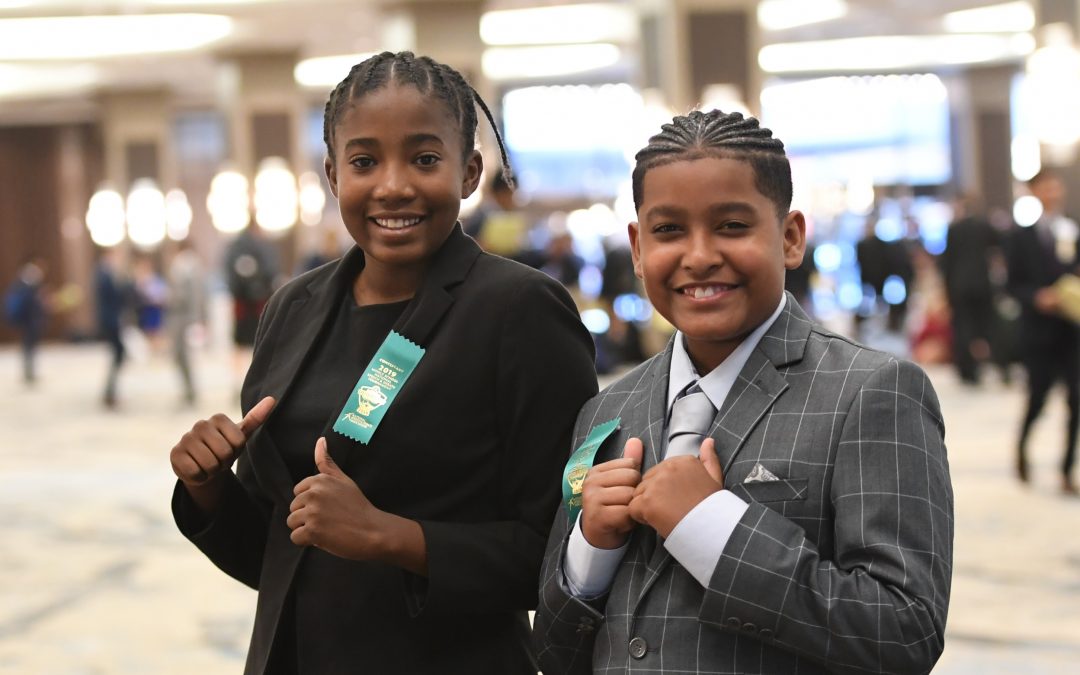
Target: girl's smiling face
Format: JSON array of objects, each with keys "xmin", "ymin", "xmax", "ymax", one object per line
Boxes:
[
  {"xmin": 325, "ymin": 83, "xmax": 482, "ymax": 284},
  {"xmin": 630, "ymin": 156, "xmax": 805, "ymax": 372}
]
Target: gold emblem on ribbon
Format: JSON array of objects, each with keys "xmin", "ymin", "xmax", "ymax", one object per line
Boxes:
[{"xmin": 356, "ymin": 384, "xmax": 388, "ymax": 416}]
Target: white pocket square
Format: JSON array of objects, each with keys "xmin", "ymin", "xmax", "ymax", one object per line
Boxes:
[{"xmin": 744, "ymin": 463, "xmax": 780, "ymax": 484}]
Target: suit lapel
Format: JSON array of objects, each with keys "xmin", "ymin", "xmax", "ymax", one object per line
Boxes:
[
  {"xmin": 635, "ymin": 294, "xmax": 812, "ymax": 601},
  {"xmin": 245, "ymin": 248, "xmax": 364, "ymax": 505},
  {"xmin": 640, "ymin": 337, "xmax": 674, "ymax": 473}
]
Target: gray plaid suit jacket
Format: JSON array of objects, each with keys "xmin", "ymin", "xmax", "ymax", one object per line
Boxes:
[{"xmin": 533, "ymin": 295, "xmax": 953, "ymax": 674}]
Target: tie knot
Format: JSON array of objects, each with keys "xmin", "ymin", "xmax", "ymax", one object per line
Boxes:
[
  {"xmin": 669, "ymin": 390, "xmax": 715, "ymax": 436},
  {"xmin": 666, "ymin": 383, "xmax": 716, "ymax": 459}
]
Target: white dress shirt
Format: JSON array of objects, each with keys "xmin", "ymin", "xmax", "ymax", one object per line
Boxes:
[{"xmin": 564, "ymin": 295, "xmax": 787, "ymax": 596}]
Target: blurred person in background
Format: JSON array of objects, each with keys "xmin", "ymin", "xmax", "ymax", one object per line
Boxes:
[
  {"xmin": 785, "ymin": 241, "xmax": 816, "ymax": 318},
  {"xmin": 132, "ymin": 255, "xmax": 168, "ymax": 352},
  {"xmin": 95, "ymin": 247, "xmax": 131, "ymax": 409},
  {"xmin": 167, "ymin": 240, "xmax": 205, "ymax": 407},
  {"xmin": 295, "ymin": 228, "xmax": 344, "ymax": 276},
  {"xmin": 465, "ymin": 172, "xmax": 533, "ymax": 263},
  {"xmin": 4, "ymin": 253, "xmax": 49, "ymax": 386},
  {"xmin": 856, "ymin": 216, "xmax": 916, "ymax": 336},
  {"xmin": 539, "ymin": 225, "xmax": 584, "ymax": 291},
  {"xmin": 940, "ymin": 192, "xmax": 1001, "ymax": 385},
  {"xmin": 1007, "ymin": 169, "xmax": 1080, "ymax": 494},
  {"xmin": 224, "ymin": 225, "xmax": 280, "ymax": 392}
]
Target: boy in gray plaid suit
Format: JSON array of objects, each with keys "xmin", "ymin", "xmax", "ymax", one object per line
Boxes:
[{"xmin": 533, "ymin": 109, "xmax": 953, "ymax": 674}]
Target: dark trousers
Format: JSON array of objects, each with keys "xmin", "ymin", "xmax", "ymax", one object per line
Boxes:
[
  {"xmin": 103, "ymin": 328, "xmax": 126, "ymax": 405},
  {"xmin": 20, "ymin": 328, "xmax": 40, "ymax": 384},
  {"xmin": 1018, "ymin": 337, "xmax": 1080, "ymax": 477},
  {"xmin": 950, "ymin": 293, "xmax": 995, "ymax": 383}
]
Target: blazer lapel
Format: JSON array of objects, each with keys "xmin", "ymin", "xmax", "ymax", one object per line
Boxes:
[
  {"xmin": 636, "ymin": 294, "xmax": 812, "ymax": 600},
  {"xmin": 245, "ymin": 248, "xmax": 364, "ymax": 505}
]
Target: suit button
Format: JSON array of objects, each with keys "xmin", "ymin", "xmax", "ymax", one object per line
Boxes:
[
  {"xmin": 726, "ymin": 617, "xmax": 742, "ymax": 630},
  {"xmin": 759, "ymin": 628, "xmax": 774, "ymax": 640},
  {"xmin": 628, "ymin": 637, "xmax": 648, "ymax": 659},
  {"xmin": 742, "ymin": 623, "xmax": 757, "ymax": 633}
]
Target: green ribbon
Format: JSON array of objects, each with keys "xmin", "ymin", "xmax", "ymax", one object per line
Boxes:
[
  {"xmin": 561, "ymin": 417, "xmax": 621, "ymax": 522},
  {"xmin": 333, "ymin": 330, "xmax": 425, "ymax": 444}
]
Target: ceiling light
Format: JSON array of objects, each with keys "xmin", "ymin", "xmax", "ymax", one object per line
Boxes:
[
  {"xmin": 758, "ymin": 0, "xmax": 847, "ymax": 31},
  {"xmin": 482, "ymin": 44, "xmax": 622, "ymax": 80},
  {"xmin": 943, "ymin": 2, "xmax": 1034, "ymax": 33},
  {"xmin": 86, "ymin": 187, "xmax": 126, "ymax": 248},
  {"xmin": 294, "ymin": 53, "xmax": 375, "ymax": 89},
  {"xmin": 759, "ymin": 33, "xmax": 1034, "ymax": 73},
  {"xmin": 0, "ymin": 14, "xmax": 232, "ymax": 60},
  {"xmin": 207, "ymin": 169, "xmax": 250, "ymax": 234},
  {"xmin": 254, "ymin": 157, "xmax": 297, "ymax": 234},
  {"xmin": 480, "ymin": 3, "xmax": 637, "ymax": 45},
  {"xmin": 0, "ymin": 63, "xmax": 98, "ymax": 99}
]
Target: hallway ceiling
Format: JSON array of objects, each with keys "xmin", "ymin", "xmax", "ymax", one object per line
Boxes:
[{"xmin": 0, "ymin": 0, "xmax": 1041, "ymax": 124}]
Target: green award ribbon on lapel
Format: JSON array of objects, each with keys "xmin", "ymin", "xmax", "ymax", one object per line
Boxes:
[
  {"xmin": 562, "ymin": 417, "xmax": 621, "ymax": 522},
  {"xmin": 333, "ymin": 330, "xmax": 425, "ymax": 444}
]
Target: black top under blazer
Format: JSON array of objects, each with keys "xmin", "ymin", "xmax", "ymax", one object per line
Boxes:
[{"xmin": 173, "ymin": 226, "xmax": 598, "ymax": 674}]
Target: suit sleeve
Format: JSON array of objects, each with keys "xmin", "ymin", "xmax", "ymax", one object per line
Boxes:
[
  {"xmin": 170, "ymin": 292, "xmax": 281, "ymax": 589},
  {"xmin": 698, "ymin": 358, "xmax": 953, "ymax": 675},
  {"xmin": 531, "ymin": 405, "xmax": 608, "ymax": 675},
  {"xmin": 412, "ymin": 275, "xmax": 598, "ymax": 615}
]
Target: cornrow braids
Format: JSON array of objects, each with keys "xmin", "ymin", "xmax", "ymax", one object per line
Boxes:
[
  {"xmin": 631, "ymin": 109, "xmax": 792, "ymax": 217},
  {"xmin": 322, "ymin": 51, "xmax": 514, "ymax": 187}
]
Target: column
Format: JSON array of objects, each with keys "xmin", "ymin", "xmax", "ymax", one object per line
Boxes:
[{"xmin": 217, "ymin": 49, "xmax": 306, "ymax": 270}]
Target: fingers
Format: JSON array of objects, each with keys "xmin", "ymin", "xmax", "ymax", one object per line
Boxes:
[
  {"xmin": 239, "ymin": 396, "xmax": 276, "ymax": 437},
  {"xmin": 314, "ymin": 437, "xmax": 344, "ymax": 477},
  {"xmin": 697, "ymin": 437, "xmax": 723, "ymax": 485},
  {"xmin": 170, "ymin": 402, "xmax": 271, "ymax": 486},
  {"xmin": 621, "ymin": 437, "xmax": 643, "ymax": 466}
]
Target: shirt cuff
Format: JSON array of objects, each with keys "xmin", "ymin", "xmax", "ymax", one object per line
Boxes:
[
  {"xmin": 663, "ymin": 490, "xmax": 749, "ymax": 589},
  {"xmin": 563, "ymin": 513, "xmax": 629, "ymax": 598}
]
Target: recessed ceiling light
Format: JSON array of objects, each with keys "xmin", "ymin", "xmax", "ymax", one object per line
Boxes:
[
  {"xmin": 480, "ymin": 3, "xmax": 637, "ymax": 46},
  {"xmin": 758, "ymin": 0, "xmax": 847, "ymax": 31},
  {"xmin": 294, "ymin": 53, "xmax": 376, "ymax": 89},
  {"xmin": 482, "ymin": 44, "xmax": 622, "ymax": 80},
  {"xmin": 943, "ymin": 2, "xmax": 1035, "ymax": 33},
  {"xmin": 0, "ymin": 14, "xmax": 232, "ymax": 60},
  {"xmin": 759, "ymin": 33, "xmax": 1035, "ymax": 73}
]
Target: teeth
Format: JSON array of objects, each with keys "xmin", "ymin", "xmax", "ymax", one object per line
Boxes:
[
  {"xmin": 374, "ymin": 217, "xmax": 421, "ymax": 230},
  {"xmin": 689, "ymin": 286, "xmax": 720, "ymax": 299}
]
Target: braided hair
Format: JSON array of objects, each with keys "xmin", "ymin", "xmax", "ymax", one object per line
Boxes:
[
  {"xmin": 322, "ymin": 51, "xmax": 513, "ymax": 186},
  {"xmin": 631, "ymin": 109, "xmax": 791, "ymax": 217}
]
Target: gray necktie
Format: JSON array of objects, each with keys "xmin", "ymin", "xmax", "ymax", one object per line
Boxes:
[{"xmin": 666, "ymin": 383, "xmax": 716, "ymax": 459}]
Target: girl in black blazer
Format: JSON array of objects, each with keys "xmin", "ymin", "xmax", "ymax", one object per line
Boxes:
[{"xmin": 169, "ymin": 52, "xmax": 597, "ymax": 674}]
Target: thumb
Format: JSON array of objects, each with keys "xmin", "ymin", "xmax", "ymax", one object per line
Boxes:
[
  {"xmin": 698, "ymin": 437, "xmax": 723, "ymax": 485},
  {"xmin": 314, "ymin": 437, "xmax": 344, "ymax": 477},
  {"xmin": 622, "ymin": 437, "xmax": 644, "ymax": 469},
  {"xmin": 239, "ymin": 396, "xmax": 276, "ymax": 438}
]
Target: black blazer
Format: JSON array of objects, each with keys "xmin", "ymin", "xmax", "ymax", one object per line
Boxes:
[
  {"xmin": 1006, "ymin": 220, "xmax": 1080, "ymax": 353},
  {"xmin": 173, "ymin": 226, "xmax": 597, "ymax": 674}
]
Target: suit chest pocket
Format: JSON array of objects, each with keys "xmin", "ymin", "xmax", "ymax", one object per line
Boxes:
[{"xmin": 737, "ymin": 478, "xmax": 809, "ymax": 503}]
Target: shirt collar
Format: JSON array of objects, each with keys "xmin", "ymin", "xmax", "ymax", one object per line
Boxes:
[{"xmin": 667, "ymin": 293, "xmax": 787, "ymax": 415}]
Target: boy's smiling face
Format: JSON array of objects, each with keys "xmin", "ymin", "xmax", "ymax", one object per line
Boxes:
[{"xmin": 630, "ymin": 156, "xmax": 805, "ymax": 372}]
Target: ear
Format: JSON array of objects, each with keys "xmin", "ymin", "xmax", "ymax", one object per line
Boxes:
[
  {"xmin": 323, "ymin": 155, "xmax": 339, "ymax": 199},
  {"xmin": 628, "ymin": 221, "xmax": 644, "ymax": 279},
  {"xmin": 461, "ymin": 150, "xmax": 483, "ymax": 199},
  {"xmin": 781, "ymin": 210, "xmax": 807, "ymax": 271}
]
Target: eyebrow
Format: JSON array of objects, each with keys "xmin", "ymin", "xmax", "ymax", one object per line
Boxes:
[
  {"xmin": 342, "ymin": 133, "xmax": 447, "ymax": 151},
  {"xmin": 643, "ymin": 201, "xmax": 758, "ymax": 221}
]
